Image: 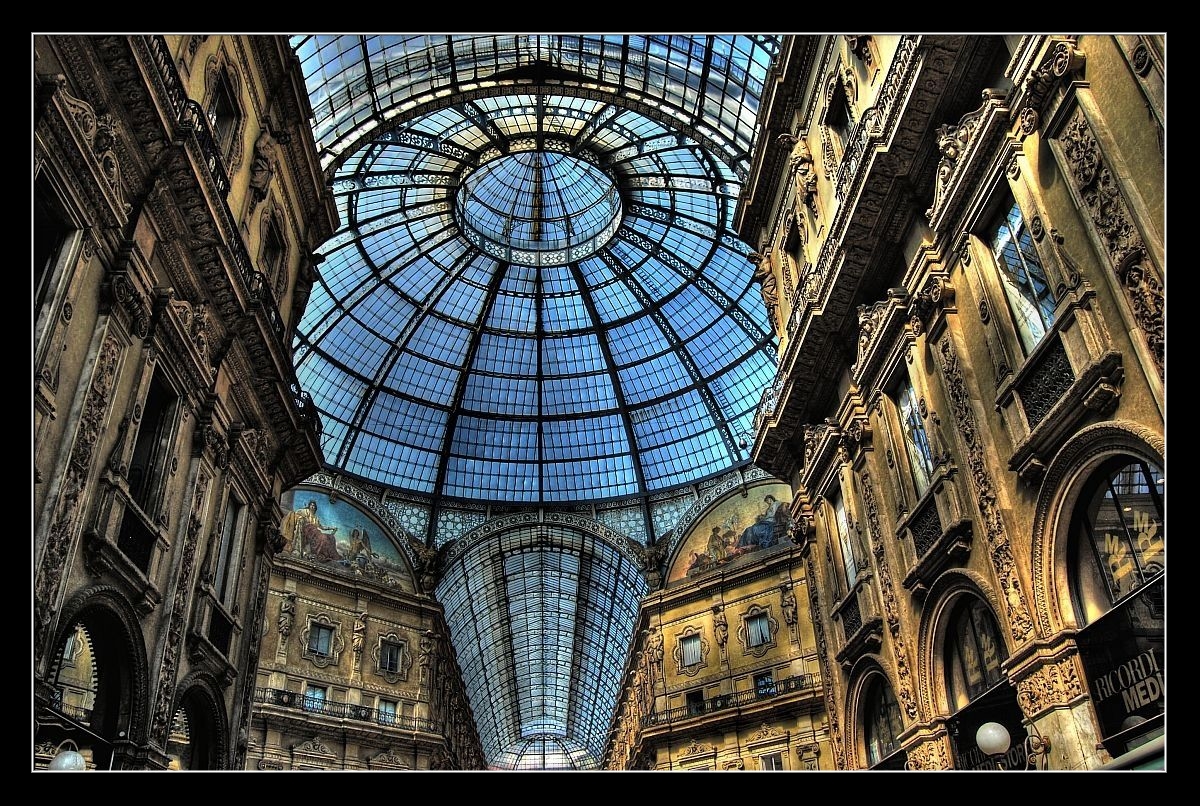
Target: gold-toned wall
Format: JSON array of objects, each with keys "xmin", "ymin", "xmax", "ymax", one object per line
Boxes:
[
  {"xmin": 735, "ymin": 34, "xmax": 1165, "ymax": 771},
  {"xmin": 249, "ymin": 484, "xmax": 484, "ymax": 770},
  {"xmin": 34, "ymin": 34, "xmax": 335, "ymax": 769},
  {"xmin": 606, "ymin": 481, "xmax": 830, "ymax": 770}
]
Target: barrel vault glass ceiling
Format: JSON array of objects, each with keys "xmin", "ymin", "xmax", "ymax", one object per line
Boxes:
[{"xmin": 289, "ymin": 34, "xmax": 782, "ymax": 769}]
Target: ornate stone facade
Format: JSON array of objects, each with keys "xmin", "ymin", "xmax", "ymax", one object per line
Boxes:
[{"xmin": 735, "ymin": 35, "xmax": 1164, "ymax": 771}]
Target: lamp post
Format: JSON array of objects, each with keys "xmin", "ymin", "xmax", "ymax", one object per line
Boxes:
[
  {"xmin": 976, "ymin": 720, "xmax": 1052, "ymax": 770},
  {"xmin": 46, "ymin": 739, "xmax": 88, "ymax": 771},
  {"xmin": 975, "ymin": 722, "xmax": 1013, "ymax": 770}
]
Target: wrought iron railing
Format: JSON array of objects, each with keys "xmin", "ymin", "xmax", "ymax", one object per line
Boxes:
[
  {"xmin": 640, "ymin": 673, "xmax": 814, "ymax": 727},
  {"xmin": 909, "ymin": 495, "xmax": 943, "ymax": 559},
  {"xmin": 49, "ymin": 690, "xmax": 93, "ymax": 726},
  {"xmin": 1018, "ymin": 336, "xmax": 1075, "ymax": 429},
  {"xmin": 254, "ymin": 687, "xmax": 440, "ymax": 733}
]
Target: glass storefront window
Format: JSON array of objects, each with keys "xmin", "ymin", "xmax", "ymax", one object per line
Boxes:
[{"xmin": 1072, "ymin": 456, "xmax": 1165, "ymax": 758}]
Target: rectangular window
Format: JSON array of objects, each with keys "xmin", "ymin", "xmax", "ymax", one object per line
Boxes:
[
  {"xmin": 378, "ymin": 699, "xmax": 397, "ymax": 726},
  {"xmin": 214, "ymin": 496, "xmax": 243, "ymax": 604},
  {"xmin": 759, "ymin": 751, "xmax": 784, "ymax": 770},
  {"xmin": 754, "ymin": 671, "xmax": 776, "ymax": 697},
  {"xmin": 987, "ymin": 197, "xmax": 1056, "ymax": 356},
  {"xmin": 262, "ymin": 217, "xmax": 285, "ymax": 299},
  {"xmin": 307, "ymin": 624, "xmax": 334, "ymax": 658},
  {"xmin": 128, "ymin": 372, "xmax": 177, "ymax": 514},
  {"xmin": 380, "ymin": 641, "xmax": 402, "ymax": 674},
  {"xmin": 831, "ymin": 486, "xmax": 858, "ymax": 591},
  {"xmin": 896, "ymin": 372, "xmax": 934, "ymax": 497},
  {"xmin": 747, "ymin": 613, "xmax": 771, "ymax": 648},
  {"xmin": 302, "ymin": 684, "xmax": 326, "ymax": 713},
  {"xmin": 207, "ymin": 73, "xmax": 239, "ymax": 161},
  {"xmin": 680, "ymin": 633, "xmax": 702, "ymax": 666},
  {"xmin": 34, "ymin": 174, "xmax": 73, "ymax": 318}
]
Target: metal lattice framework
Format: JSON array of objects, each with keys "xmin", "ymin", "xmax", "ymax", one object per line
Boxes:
[{"xmin": 290, "ymin": 35, "xmax": 782, "ymax": 769}]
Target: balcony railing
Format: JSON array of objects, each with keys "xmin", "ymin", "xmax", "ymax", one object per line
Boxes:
[
  {"xmin": 146, "ymin": 37, "xmax": 288, "ymax": 347},
  {"xmin": 254, "ymin": 687, "xmax": 440, "ymax": 733},
  {"xmin": 640, "ymin": 673, "xmax": 815, "ymax": 727}
]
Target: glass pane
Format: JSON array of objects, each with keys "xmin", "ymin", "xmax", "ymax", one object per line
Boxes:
[
  {"xmin": 897, "ymin": 375, "xmax": 934, "ymax": 497},
  {"xmin": 989, "ymin": 199, "xmax": 1056, "ymax": 355}
]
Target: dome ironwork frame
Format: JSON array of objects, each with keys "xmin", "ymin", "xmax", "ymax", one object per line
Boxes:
[{"xmin": 290, "ymin": 34, "xmax": 782, "ymax": 769}]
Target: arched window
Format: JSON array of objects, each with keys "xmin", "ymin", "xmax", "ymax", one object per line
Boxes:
[
  {"xmin": 863, "ymin": 675, "xmax": 905, "ymax": 768},
  {"xmin": 1071, "ymin": 455, "xmax": 1165, "ymax": 757},
  {"xmin": 1072, "ymin": 457, "xmax": 1164, "ymax": 620},
  {"xmin": 51, "ymin": 622, "xmax": 97, "ymax": 726},
  {"xmin": 944, "ymin": 596, "xmax": 1007, "ymax": 713},
  {"xmin": 168, "ymin": 688, "xmax": 222, "ymax": 769}
]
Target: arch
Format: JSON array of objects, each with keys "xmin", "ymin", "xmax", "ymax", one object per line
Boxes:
[
  {"xmin": 914, "ymin": 569, "xmax": 1007, "ymax": 719},
  {"xmin": 168, "ymin": 672, "xmax": 230, "ymax": 769},
  {"xmin": 666, "ymin": 480, "xmax": 793, "ymax": 582},
  {"xmin": 49, "ymin": 585, "xmax": 151, "ymax": 768},
  {"xmin": 844, "ymin": 654, "xmax": 901, "ymax": 770},
  {"xmin": 448, "ymin": 509, "xmax": 644, "ymax": 569},
  {"xmin": 1029, "ymin": 420, "xmax": 1164, "ymax": 637}
]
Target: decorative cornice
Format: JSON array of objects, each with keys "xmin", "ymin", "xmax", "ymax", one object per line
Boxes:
[{"xmin": 1011, "ymin": 38, "xmax": 1085, "ymax": 139}]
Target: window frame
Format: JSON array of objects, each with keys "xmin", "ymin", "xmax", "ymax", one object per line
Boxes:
[
  {"xmin": 829, "ymin": 484, "xmax": 861, "ymax": 594},
  {"xmin": 307, "ymin": 624, "xmax": 334, "ymax": 658},
  {"xmin": 980, "ymin": 194, "xmax": 1058, "ymax": 358},
  {"xmin": 379, "ymin": 640, "xmax": 403, "ymax": 675},
  {"xmin": 206, "ymin": 69, "xmax": 241, "ymax": 163},
  {"xmin": 261, "ymin": 213, "xmax": 288, "ymax": 301},
  {"xmin": 746, "ymin": 612, "xmax": 771, "ymax": 649},
  {"xmin": 894, "ymin": 369, "xmax": 935, "ymax": 500},
  {"xmin": 753, "ymin": 671, "xmax": 776, "ymax": 698},
  {"xmin": 680, "ymin": 633, "xmax": 702, "ymax": 667},
  {"xmin": 377, "ymin": 698, "xmax": 398, "ymax": 726},
  {"xmin": 944, "ymin": 596, "xmax": 1007, "ymax": 712},
  {"xmin": 213, "ymin": 494, "xmax": 245, "ymax": 605},
  {"xmin": 302, "ymin": 684, "xmax": 327, "ymax": 713},
  {"xmin": 863, "ymin": 674, "xmax": 905, "ymax": 768},
  {"xmin": 758, "ymin": 751, "xmax": 785, "ymax": 771}
]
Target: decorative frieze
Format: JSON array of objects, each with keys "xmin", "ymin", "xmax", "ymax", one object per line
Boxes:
[
  {"xmin": 35, "ymin": 336, "xmax": 122, "ymax": 668},
  {"xmin": 150, "ymin": 469, "xmax": 210, "ymax": 745},
  {"xmin": 860, "ymin": 472, "xmax": 918, "ymax": 720},
  {"xmin": 1017, "ymin": 656, "xmax": 1085, "ymax": 717},
  {"xmin": 904, "ymin": 736, "xmax": 950, "ymax": 770},
  {"xmin": 1057, "ymin": 107, "xmax": 1163, "ymax": 376},
  {"xmin": 1013, "ymin": 39, "xmax": 1086, "ymax": 138},
  {"xmin": 933, "ymin": 336, "xmax": 1035, "ymax": 643},
  {"xmin": 806, "ymin": 552, "xmax": 845, "ymax": 769}
]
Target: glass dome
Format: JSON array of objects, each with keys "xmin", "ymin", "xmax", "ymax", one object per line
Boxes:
[
  {"xmin": 290, "ymin": 34, "xmax": 782, "ymax": 770},
  {"xmin": 293, "ymin": 37, "xmax": 781, "ymax": 505}
]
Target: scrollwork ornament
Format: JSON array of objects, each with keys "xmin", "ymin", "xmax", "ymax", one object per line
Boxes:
[
  {"xmin": 1019, "ymin": 106, "xmax": 1039, "ymax": 137},
  {"xmin": 960, "ymin": 241, "xmax": 971, "ymax": 266},
  {"xmin": 1132, "ymin": 43, "xmax": 1151, "ymax": 75},
  {"xmin": 1006, "ymin": 156, "xmax": 1022, "ymax": 183},
  {"xmin": 1050, "ymin": 41, "xmax": 1084, "ymax": 78}
]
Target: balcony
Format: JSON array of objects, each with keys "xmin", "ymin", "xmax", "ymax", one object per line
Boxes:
[
  {"xmin": 640, "ymin": 673, "xmax": 815, "ymax": 728},
  {"xmin": 254, "ymin": 687, "xmax": 439, "ymax": 733}
]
